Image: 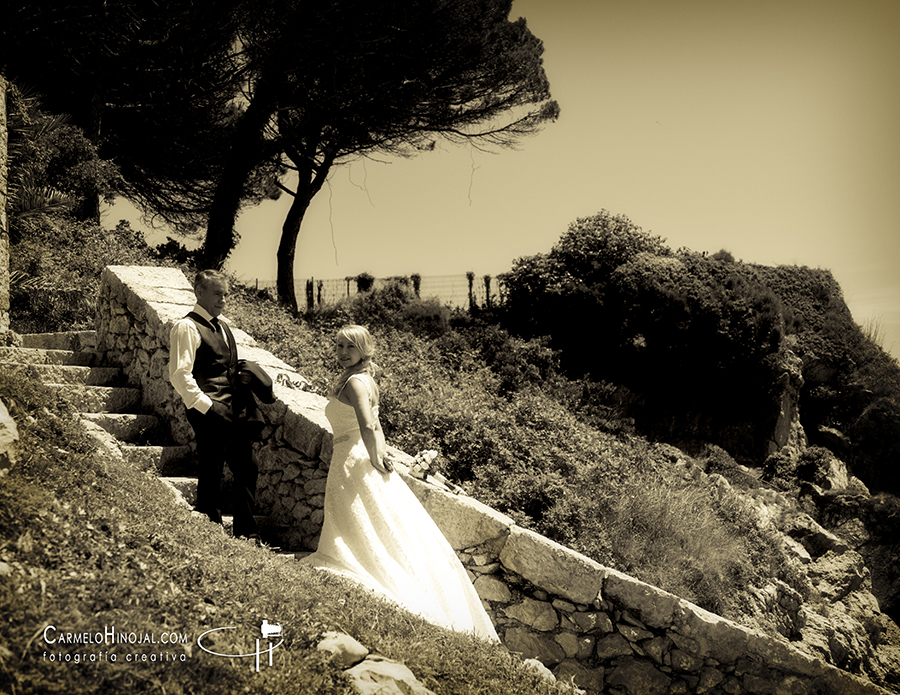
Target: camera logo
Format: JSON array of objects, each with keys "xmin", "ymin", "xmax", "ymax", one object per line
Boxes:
[
  {"xmin": 197, "ymin": 620, "xmax": 284, "ymax": 672},
  {"xmin": 260, "ymin": 620, "xmax": 282, "ymax": 639}
]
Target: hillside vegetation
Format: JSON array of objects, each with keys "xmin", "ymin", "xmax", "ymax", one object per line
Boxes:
[
  {"xmin": 6, "ymin": 90, "xmax": 900, "ymax": 688},
  {"xmin": 0, "ymin": 220, "xmax": 792, "ymax": 621},
  {"xmin": 499, "ymin": 211, "xmax": 900, "ymax": 497}
]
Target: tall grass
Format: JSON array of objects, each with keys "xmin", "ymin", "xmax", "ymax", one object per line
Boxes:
[{"xmin": 0, "ymin": 366, "xmax": 575, "ymax": 695}]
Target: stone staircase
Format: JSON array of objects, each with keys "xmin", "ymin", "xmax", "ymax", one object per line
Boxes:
[
  {"xmin": 1, "ymin": 330, "xmax": 204, "ymax": 524},
  {"xmin": 3, "ymin": 330, "xmax": 297, "ymax": 554}
]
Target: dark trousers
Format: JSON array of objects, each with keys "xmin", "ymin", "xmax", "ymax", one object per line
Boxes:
[{"xmin": 186, "ymin": 407, "xmax": 259, "ymax": 538}]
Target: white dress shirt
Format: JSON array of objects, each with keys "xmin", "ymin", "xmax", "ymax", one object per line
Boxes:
[{"xmin": 168, "ymin": 304, "xmax": 236, "ymax": 414}]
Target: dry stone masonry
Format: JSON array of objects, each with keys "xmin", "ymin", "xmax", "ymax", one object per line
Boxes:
[
  {"xmin": 95, "ymin": 266, "xmax": 334, "ymax": 550},
  {"xmin": 95, "ymin": 266, "xmax": 890, "ymax": 695}
]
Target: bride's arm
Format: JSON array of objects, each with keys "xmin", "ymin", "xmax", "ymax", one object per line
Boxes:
[{"xmin": 344, "ymin": 378, "xmax": 392, "ymax": 473}]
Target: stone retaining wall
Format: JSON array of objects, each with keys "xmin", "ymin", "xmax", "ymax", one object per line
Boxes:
[
  {"xmin": 95, "ymin": 266, "xmax": 334, "ymax": 549},
  {"xmin": 95, "ymin": 266, "xmax": 887, "ymax": 695}
]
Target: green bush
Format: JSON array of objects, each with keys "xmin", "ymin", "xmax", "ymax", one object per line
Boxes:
[
  {"xmin": 6, "ymin": 84, "xmax": 122, "ymax": 231},
  {"xmin": 10, "ymin": 219, "xmax": 172, "ymax": 333},
  {"xmin": 749, "ymin": 264, "xmax": 900, "ymax": 493},
  {"xmin": 499, "ymin": 214, "xmax": 791, "ymax": 462}
]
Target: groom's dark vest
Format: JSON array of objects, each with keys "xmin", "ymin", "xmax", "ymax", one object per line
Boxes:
[
  {"xmin": 186, "ymin": 312, "xmax": 268, "ymax": 436},
  {"xmin": 186, "ymin": 312, "xmax": 237, "ymax": 413}
]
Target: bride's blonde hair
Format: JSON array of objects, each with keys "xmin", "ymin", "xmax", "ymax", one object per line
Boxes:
[{"xmin": 331, "ymin": 324, "xmax": 380, "ymax": 401}]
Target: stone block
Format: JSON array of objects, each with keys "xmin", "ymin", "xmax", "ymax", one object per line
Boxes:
[
  {"xmin": 303, "ymin": 477, "xmax": 327, "ymax": 495},
  {"xmin": 500, "ymin": 525, "xmax": 606, "ymax": 606},
  {"xmin": 280, "ymin": 390, "xmax": 332, "ymax": 462},
  {"xmin": 670, "ymin": 648, "xmax": 704, "ymax": 672},
  {"xmin": 603, "ymin": 567, "xmax": 681, "ymax": 629},
  {"xmin": 670, "ymin": 602, "xmax": 751, "ymax": 663},
  {"xmin": 554, "ymin": 632, "xmax": 581, "ymax": 659},
  {"xmin": 291, "ymin": 503, "xmax": 312, "ymax": 521},
  {"xmin": 606, "ymin": 660, "xmax": 671, "ymax": 695},
  {"xmin": 473, "ymin": 575, "xmax": 511, "ymax": 603},
  {"xmin": 595, "ymin": 633, "xmax": 633, "ymax": 660},
  {"xmin": 404, "ymin": 473, "xmax": 514, "ymax": 551},
  {"xmin": 618, "ymin": 623, "xmax": 653, "ymax": 642},
  {"xmin": 643, "ymin": 635, "xmax": 672, "ymax": 665},
  {"xmin": 573, "ymin": 610, "xmax": 613, "ymax": 634},
  {"xmin": 504, "ymin": 598, "xmax": 558, "ymax": 631},
  {"xmin": 281, "ymin": 462, "xmax": 302, "ymax": 481},
  {"xmin": 554, "ymin": 659, "xmax": 604, "ymax": 694},
  {"xmin": 503, "ymin": 627, "xmax": 566, "ymax": 667}
]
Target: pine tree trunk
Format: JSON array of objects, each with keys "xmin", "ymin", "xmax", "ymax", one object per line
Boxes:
[
  {"xmin": 201, "ymin": 93, "xmax": 274, "ymax": 270},
  {"xmin": 276, "ymin": 190, "xmax": 310, "ymax": 313},
  {"xmin": 276, "ymin": 152, "xmax": 333, "ymax": 313}
]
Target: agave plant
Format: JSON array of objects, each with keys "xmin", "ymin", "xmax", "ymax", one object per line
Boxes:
[{"xmin": 6, "ymin": 86, "xmax": 76, "ymax": 235}]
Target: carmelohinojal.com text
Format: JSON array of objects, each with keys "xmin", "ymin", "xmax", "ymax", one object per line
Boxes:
[{"xmin": 41, "ymin": 625, "xmax": 190, "ymax": 664}]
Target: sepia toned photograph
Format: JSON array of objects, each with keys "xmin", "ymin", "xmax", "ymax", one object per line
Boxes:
[{"xmin": 1, "ymin": 1, "xmax": 898, "ymax": 693}]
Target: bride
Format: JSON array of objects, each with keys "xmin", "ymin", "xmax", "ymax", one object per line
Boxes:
[{"xmin": 299, "ymin": 325, "xmax": 499, "ymax": 643}]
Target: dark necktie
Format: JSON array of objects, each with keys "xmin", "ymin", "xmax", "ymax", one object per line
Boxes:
[{"xmin": 210, "ymin": 317, "xmax": 221, "ymax": 336}]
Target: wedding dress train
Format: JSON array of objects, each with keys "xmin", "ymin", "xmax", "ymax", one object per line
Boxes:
[{"xmin": 299, "ymin": 375, "xmax": 499, "ymax": 643}]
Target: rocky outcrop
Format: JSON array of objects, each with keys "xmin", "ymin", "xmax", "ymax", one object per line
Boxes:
[
  {"xmin": 767, "ymin": 346, "xmax": 807, "ymax": 458},
  {"xmin": 801, "ymin": 485, "xmax": 900, "ymax": 671},
  {"xmin": 713, "ymin": 466, "xmax": 900, "ymax": 692}
]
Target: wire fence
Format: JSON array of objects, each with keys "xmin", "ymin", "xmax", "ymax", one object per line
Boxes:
[{"xmin": 255, "ymin": 273, "xmax": 506, "ymax": 311}]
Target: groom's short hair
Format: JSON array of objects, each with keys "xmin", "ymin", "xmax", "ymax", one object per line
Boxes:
[{"xmin": 194, "ymin": 269, "xmax": 229, "ymax": 292}]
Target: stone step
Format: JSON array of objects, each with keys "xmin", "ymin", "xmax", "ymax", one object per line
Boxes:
[
  {"xmin": 0, "ymin": 346, "xmax": 102, "ymax": 367},
  {"xmin": 0, "ymin": 362, "xmax": 122, "ymax": 386},
  {"xmin": 46, "ymin": 384, "xmax": 142, "ymax": 414},
  {"xmin": 160, "ymin": 476, "xmax": 198, "ymax": 508},
  {"xmin": 121, "ymin": 443, "xmax": 194, "ymax": 474},
  {"xmin": 21, "ymin": 331, "xmax": 97, "ymax": 352},
  {"xmin": 80, "ymin": 412, "xmax": 164, "ymax": 443},
  {"xmin": 222, "ymin": 514, "xmax": 271, "ymax": 528}
]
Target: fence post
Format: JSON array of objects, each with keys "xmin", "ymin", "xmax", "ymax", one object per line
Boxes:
[{"xmin": 305, "ymin": 279, "xmax": 313, "ymax": 312}]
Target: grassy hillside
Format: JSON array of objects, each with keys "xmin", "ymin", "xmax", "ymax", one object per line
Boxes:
[{"xmin": 0, "ymin": 358, "xmax": 572, "ymax": 695}]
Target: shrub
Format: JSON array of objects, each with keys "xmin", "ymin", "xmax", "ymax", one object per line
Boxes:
[
  {"xmin": 10, "ymin": 218, "xmax": 171, "ymax": 333},
  {"xmin": 598, "ymin": 458, "xmax": 789, "ymax": 619},
  {"xmin": 6, "ymin": 84, "xmax": 122, "ymax": 231}
]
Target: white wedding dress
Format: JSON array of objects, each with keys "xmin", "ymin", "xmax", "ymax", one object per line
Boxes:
[{"xmin": 299, "ymin": 375, "xmax": 499, "ymax": 643}]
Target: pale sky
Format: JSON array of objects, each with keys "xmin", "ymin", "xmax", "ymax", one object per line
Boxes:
[{"xmin": 108, "ymin": 0, "xmax": 900, "ymax": 357}]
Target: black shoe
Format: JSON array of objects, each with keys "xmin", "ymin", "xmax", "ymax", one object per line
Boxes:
[{"xmin": 193, "ymin": 506, "xmax": 222, "ymax": 525}]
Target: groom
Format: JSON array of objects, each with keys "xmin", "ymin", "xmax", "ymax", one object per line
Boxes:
[{"xmin": 168, "ymin": 269, "xmax": 266, "ymax": 541}]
